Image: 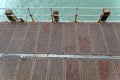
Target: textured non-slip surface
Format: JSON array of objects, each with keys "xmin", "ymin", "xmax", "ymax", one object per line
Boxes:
[
  {"xmin": 0, "ymin": 22, "xmax": 120, "ymax": 55},
  {"xmin": 0, "ymin": 57, "xmax": 120, "ymax": 80},
  {"xmin": 0, "ymin": 22, "xmax": 120, "ymax": 80}
]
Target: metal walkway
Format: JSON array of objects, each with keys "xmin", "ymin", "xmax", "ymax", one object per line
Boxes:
[
  {"xmin": 0, "ymin": 22, "xmax": 120, "ymax": 80},
  {"xmin": 0, "ymin": 57, "xmax": 120, "ymax": 80},
  {"xmin": 0, "ymin": 22, "xmax": 120, "ymax": 56}
]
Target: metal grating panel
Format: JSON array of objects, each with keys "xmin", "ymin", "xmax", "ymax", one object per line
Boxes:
[
  {"xmin": 0, "ymin": 57, "xmax": 120, "ymax": 80},
  {"xmin": 76, "ymin": 23, "xmax": 91, "ymax": 54},
  {"xmin": 50, "ymin": 23, "xmax": 63, "ymax": 54},
  {"xmin": 88, "ymin": 23, "xmax": 107, "ymax": 54},
  {"xmin": 64, "ymin": 23, "xmax": 76, "ymax": 54},
  {"xmin": 36, "ymin": 23, "xmax": 50, "ymax": 53},
  {"xmin": 0, "ymin": 22, "xmax": 120, "ymax": 55},
  {"xmin": 21, "ymin": 23, "xmax": 39, "ymax": 53},
  {"xmin": 101, "ymin": 23, "xmax": 120, "ymax": 55}
]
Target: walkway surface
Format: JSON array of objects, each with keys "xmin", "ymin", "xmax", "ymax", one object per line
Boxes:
[
  {"xmin": 0, "ymin": 22, "xmax": 120, "ymax": 80},
  {"xmin": 0, "ymin": 22, "xmax": 120, "ymax": 55},
  {"xmin": 0, "ymin": 57, "xmax": 120, "ymax": 80}
]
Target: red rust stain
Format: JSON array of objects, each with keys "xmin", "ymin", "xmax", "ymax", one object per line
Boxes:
[
  {"xmin": 78, "ymin": 36, "xmax": 91, "ymax": 53},
  {"xmin": 113, "ymin": 63, "xmax": 120, "ymax": 79},
  {"xmin": 37, "ymin": 43, "xmax": 45, "ymax": 52},
  {"xmin": 52, "ymin": 27, "xmax": 60, "ymax": 36},
  {"xmin": 65, "ymin": 44, "xmax": 76, "ymax": 53},
  {"xmin": 42, "ymin": 24, "xmax": 50, "ymax": 33},
  {"xmin": 98, "ymin": 60, "xmax": 110, "ymax": 80},
  {"xmin": 66, "ymin": 59, "xmax": 82, "ymax": 80}
]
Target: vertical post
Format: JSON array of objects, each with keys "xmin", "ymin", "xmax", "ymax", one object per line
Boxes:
[
  {"xmin": 51, "ymin": 8, "xmax": 53, "ymax": 22},
  {"xmin": 53, "ymin": 10, "xmax": 59, "ymax": 22},
  {"xmin": 27, "ymin": 8, "xmax": 35, "ymax": 24},
  {"xmin": 5, "ymin": 9, "xmax": 18, "ymax": 22},
  {"xmin": 74, "ymin": 8, "xmax": 78, "ymax": 23}
]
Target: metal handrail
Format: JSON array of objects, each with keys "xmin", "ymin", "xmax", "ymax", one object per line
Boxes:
[
  {"xmin": 1, "ymin": 7, "xmax": 120, "ymax": 22},
  {"xmin": 1, "ymin": 7, "xmax": 120, "ymax": 9},
  {"xmin": 2, "ymin": 14, "xmax": 120, "ymax": 17}
]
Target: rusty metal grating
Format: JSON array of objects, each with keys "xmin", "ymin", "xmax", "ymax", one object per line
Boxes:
[
  {"xmin": 0, "ymin": 22, "xmax": 120, "ymax": 55},
  {"xmin": 0, "ymin": 57, "xmax": 120, "ymax": 80},
  {"xmin": 0, "ymin": 22, "xmax": 120, "ymax": 80}
]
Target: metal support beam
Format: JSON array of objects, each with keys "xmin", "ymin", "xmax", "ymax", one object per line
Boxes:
[
  {"xmin": 74, "ymin": 8, "xmax": 78, "ymax": 23},
  {"xmin": 0, "ymin": 54, "xmax": 120, "ymax": 60}
]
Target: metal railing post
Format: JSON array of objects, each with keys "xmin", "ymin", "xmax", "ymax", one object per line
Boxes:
[
  {"xmin": 51, "ymin": 8, "xmax": 53, "ymax": 22},
  {"xmin": 27, "ymin": 8, "xmax": 35, "ymax": 23},
  {"xmin": 74, "ymin": 8, "xmax": 78, "ymax": 23}
]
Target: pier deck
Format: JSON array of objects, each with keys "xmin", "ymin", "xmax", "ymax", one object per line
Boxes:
[{"xmin": 0, "ymin": 22, "xmax": 120, "ymax": 80}]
